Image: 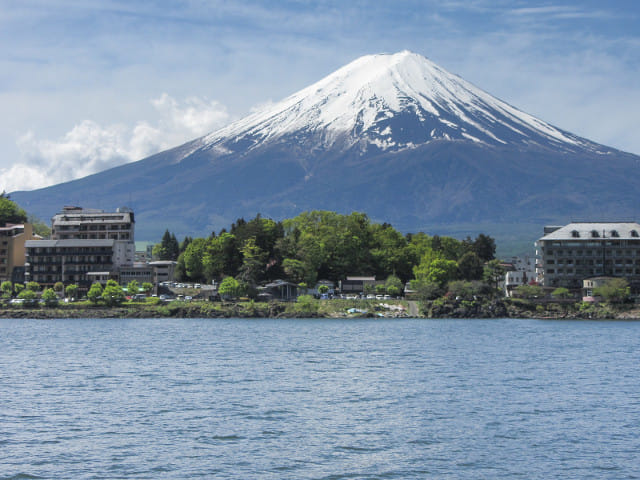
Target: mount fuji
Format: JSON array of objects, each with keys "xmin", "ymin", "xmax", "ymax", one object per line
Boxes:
[{"xmin": 11, "ymin": 51, "xmax": 640, "ymax": 248}]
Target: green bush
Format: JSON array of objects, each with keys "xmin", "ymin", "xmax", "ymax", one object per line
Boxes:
[
  {"xmin": 292, "ymin": 294, "xmax": 318, "ymax": 314},
  {"xmin": 41, "ymin": 288, "xmax": 59, "ymax": 307}
]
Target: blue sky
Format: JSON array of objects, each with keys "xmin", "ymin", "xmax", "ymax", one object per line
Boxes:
[{"xmin": 1, "ymin": 0, "xmax": 639, "ymax": 191}]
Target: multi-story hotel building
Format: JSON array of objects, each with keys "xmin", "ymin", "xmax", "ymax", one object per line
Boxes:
[
  {"xmin": 50, "ymin": 206, "xmax": 135, "ymax": 265},
  {"xmin": 25, "ymin": 206, "xmax": 135, "ymax": 289},
  {"xmin": 536, "ymin": 222, "xmax": 640, "ymax": 289}
]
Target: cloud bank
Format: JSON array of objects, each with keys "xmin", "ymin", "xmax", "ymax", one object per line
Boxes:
[{"xmin": 3, "ymin": 94, "xmax": 229, "ymax": 192}]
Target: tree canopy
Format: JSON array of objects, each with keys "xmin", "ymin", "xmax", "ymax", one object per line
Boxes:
[
  {"xmin": 170, "ymin": 211, "xmax": 498, "ymax": 296},
  {"xmin": 0, "ymin": 193, "xmax": 27, "ymax": 226}
]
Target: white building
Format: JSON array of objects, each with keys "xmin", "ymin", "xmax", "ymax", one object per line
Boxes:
[{"xmin": 536, "ymin": 222, "xmax": 640, "ymax": 289}]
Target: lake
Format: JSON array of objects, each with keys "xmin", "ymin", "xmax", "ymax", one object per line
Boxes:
[{"xmin": 1, "ymin": 318, "xmax": 639, "ymax": 479}]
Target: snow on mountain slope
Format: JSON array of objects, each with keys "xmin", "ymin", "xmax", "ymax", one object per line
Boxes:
[{"xmin": 200, "ymin": 50, "xmax": 606, "ymax": 156}]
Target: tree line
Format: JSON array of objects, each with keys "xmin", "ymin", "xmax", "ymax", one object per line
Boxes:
[{"xmin": 154, "ymin": 211, "xmax": 498, "ymax": 296}]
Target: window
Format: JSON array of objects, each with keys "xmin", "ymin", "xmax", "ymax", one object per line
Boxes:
[
  {"xmin": 591, "ymin": 230, "xmax": 600, "ymax": 238},
  {"xmin": 571, "ymin": 230, "xmax": 580, "ymax": 238},
  {"xmin": 632, "ymin": 230, "xmax": 639, "ymax": 238}
]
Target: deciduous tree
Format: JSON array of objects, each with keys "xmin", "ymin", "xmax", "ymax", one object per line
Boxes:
[
  {"xmin": 41, "ymin": 288, "xmax": 58, "ymax": 307},
  {"xmin": 87, "ymin": 283, "xmax": 103, "ymax": 304}
]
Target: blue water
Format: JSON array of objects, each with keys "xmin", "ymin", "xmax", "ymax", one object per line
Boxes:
[{"xmin": 1, "ymin": 318, "xmax": 640, "ymax": 479}]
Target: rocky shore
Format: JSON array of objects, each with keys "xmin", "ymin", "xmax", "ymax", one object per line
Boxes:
[{"xmin": 1, "ymin": 298, "xmax": 639, "ymax": 320}]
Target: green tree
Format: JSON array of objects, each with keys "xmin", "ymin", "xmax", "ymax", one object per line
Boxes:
[
  {"xmin": 483, "ymin": 259, "xmax": 506, "ymax": 291},
  {"xmin": 515, "ymin": 284, "xmax": 544, "ymax": 299},
  {"xmin": 65, "ymin": 284, "xmax": 78, "ymax": 300},
  {"xmin": 295, "ymin": 294, "xmax": 318, "ymax": 314},
  {"xmin": 318, "ymin": 284, "xmax": 329, "ymax": 294},
  {"xmin": 410, "ymin": 280, "xmax": 443, "ymax": 301},
  {"xmin": 0, "ymin": 194, "xmax": 27, "ymax": 226},
  {"xmin": 448, "ymin": 280, "xmax": 491, "ymax": 299},
  {"xmin": 472, "ymin": 234, "xmax": 496, "ymax": 261},
  {"xmin": 551, "ymin": 287, "xmax": 571, "ymax": 299},
  {"xmin": 126, "ymin": 280, "xmax": 140, "ymax": 296},
  {"xmin": 141, "ymin": 282, "xmax": 153, "ymax": 295},
  {"xmin": 375, "ymin": 283, "xmax": 386, "ymax": 295},
  {"xmin": 175, "ymin": 254, "xmax": 187, "ymax": 281},
  {"xmin": 87, "ymin": 282, "xmax": 103, "ymax": 304},
  {"xmin": 53, "ymin": 281, "xmax": 64, "ymax": 293},
  {"xmin": 153, "ymin": 230, "xmax": 180, "ymax": 260},
  {"xmin": 237, "ymin": 237, "xmax": 267, "ymax": 286},
  {"xmin": 180, "ymin": 236, "xmax": 193, "ymax": 253},
  {"xmin": 1, "ymin": 280, "xmax": 13, "ymax": 298},
  {"xmin": 457, "ymin": 251, "xmax": 484, "ymax": 281},
  {"xmin": 25, "ymin": 281, "xmax": 40, "ymax": 292},
  {"xmin": 282, "ymin": 258, "xmax": 307, "ymax": 284},
  {"xmin": 593, "ymin": 278, "xmax": 630, "ymax": 303},
  {"xmin": 369, "ymin": 223, "xmax": 412, "ymax": 281},
  {"xmin": 41, "ymin": 288, "xmax": 59, "ymax": 307},
  {"xmin": 102, "ymin": 280, "xmax": 125, "ymax": 306},
  {"xmin": 385, "ymin": 274, "xmax": 404, "ymax": 297},
  {"xmin": 182, "ymin": 237, "xmax": 208, "ymax": 281},
  {"xmin": 17, "ymin": 288, "xmax": 37, "ymax": 304},
  {"xmin": 27, "ymin": 214, "xmax": 51, "ymax": 238},
  {"xmin": 218, "ymin": 276, "xmax": 239, "ymax": 299},
  {"xmin": 14, "ymin": 283, "xmax": 24, "ymax": 294}
]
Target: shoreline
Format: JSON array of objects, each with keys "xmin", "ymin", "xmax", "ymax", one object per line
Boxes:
[{"xmin": 1, "ymin": 299, "xmax": 639, "ymax": 320}]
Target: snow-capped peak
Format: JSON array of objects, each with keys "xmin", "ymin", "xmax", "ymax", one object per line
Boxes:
[{"xmin": 201, "ymin": 51, "xmax": 603, "ymax": 154}]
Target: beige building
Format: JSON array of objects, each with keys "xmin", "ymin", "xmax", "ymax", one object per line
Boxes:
[{"xmin": 0, "ymin": 223, "xmax": 38, "ymax": 282}]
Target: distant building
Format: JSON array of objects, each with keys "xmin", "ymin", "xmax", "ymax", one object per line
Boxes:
[
  {"xmin": 119, "ymin": 263, "xmax": 154, "ymax": 286},
  {"xmin": 149, "ymin": 260, "xmax": 177, "ymax": 284},
  {"xmin": 25, "ymin": 239, "xmax": 116, "ymax": 288},
  {"xmin": 339, "ymin": 276, "xmax": 377, "ymax": 295},
  {"xmin": 25, "ymin": 206, "xmax": 135, "ymax": 289},
  {"xmin": 50, "ymin": 206, "xmax": 135, "ymax": 267},
  {"xmin": 536, "ymin": 222, "xmax": 640, "ymax": 289},
  {"xmin": 503, "ymin": 255, "xmax": 537, "ymax": 297},
  {"xmin": 0, "ymin": 223, "xmax": 39, "ymax": 283},
  {"xmin": 582, "ymin": 277, "xmax": 613, "ymax": 303},
  {"xmin": 258, "ymin": 280, "xmax": 300, "ymax": 301}
]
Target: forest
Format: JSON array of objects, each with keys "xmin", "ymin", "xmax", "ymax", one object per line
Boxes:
[{"xmin": 153, "ymin": 211, "xmax": 499, "ymax": 296}]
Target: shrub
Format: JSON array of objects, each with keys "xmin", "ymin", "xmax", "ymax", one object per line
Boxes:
[
  {"xmin": 87, "ymin": 283, "xmax": 103, "ymax": 304},
  {"xmin": 294, "ymin": 294, "xmax": 318, "ymax": 314},
  {"xmin": 41, "ymin": 288, "xmax": 59, "ymax": 307}
]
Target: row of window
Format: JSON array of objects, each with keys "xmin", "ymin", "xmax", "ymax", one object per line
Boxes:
[
  {"xmin": 57, "ymin": 233, "xmax": 130, "ymax": 240},
  {"xmin": 547, "ymin": 259, "xmax": 640, "ymax": 266},
  {"xmin": 546, "ymin": 268, "xmax": 638, "ymax": 275},
  {"xmin": 29, "ymin": 247, "xmax": 113, "ymax": 254},
  {"xmin": 571, "ymin": 229, "xmax": 639, "ymax": 238},
  {"xmin": 546, "ymin": 249, "xmax": 640, "ymax": 256}
]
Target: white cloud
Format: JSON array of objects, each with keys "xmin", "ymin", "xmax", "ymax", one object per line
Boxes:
[{"xmin": 2, "ymin": 94, "xmax": 230, "ymax": 192}]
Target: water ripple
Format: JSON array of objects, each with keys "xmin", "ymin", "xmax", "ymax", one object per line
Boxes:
[{"xmin": 1, "ymin": 317, "xmax": 640, "ymax": 479}]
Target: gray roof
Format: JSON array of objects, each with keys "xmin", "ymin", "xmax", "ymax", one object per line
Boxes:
[{"xmin": 539, "ymin": 222, "xmax": 640, "ymax": 241}]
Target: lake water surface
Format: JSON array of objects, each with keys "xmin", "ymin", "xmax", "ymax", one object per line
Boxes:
[{"xmin": 1, "ymin": 317, "xmax": 640, "ymax": 479}]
